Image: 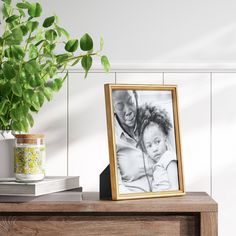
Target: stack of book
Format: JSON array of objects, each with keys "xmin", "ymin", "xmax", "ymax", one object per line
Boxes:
[{"xmin": 0, "ymin": 176, "xmax": 83, "ymax": 202}]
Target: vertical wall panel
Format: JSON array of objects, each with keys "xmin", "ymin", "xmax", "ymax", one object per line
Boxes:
[
  {"xmin": 31, "ymin": 73, "xmax": 67, "ymax": 176},
  {"xmin": 212, "ymin": 73, "xmax": 236, "ymax": 236},
  {"xmin": 69, "ymin": 73, "xmax": 115, "ymax": 191},
  {"xmin": 0, "ymin": 138, "xmax": 14, "ymax": 177},
  {"xmin": 164, "ymin": 73, "xmax": 211, "ymax": 194}
]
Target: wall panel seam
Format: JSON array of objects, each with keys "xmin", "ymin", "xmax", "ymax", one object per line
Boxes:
[
  {"xmin": 67, "ymin": 74, "xmax": 69, "ymax": 176},
  {"xmin": 210, "ymin": 73, "xmax": 213, "ymax": 197}
]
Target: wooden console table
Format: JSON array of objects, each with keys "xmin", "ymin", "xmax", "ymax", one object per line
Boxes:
[{"xmin": 0, "ymin": 192, "xmax": 217, "ymax": 236}]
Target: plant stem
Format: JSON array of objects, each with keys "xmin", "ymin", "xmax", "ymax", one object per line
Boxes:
[
  {"xmin": 24, "ymin": 31, "xmax": 32, "ymax": 53},
  {"xmin": 63, "ymin": 52, "xmax": 97, "ymax": 63}
]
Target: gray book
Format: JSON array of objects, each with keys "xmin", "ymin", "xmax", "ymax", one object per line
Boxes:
[
  {"xmin": 0, "ymin": 187, "xmax": 83, "ymax": 202},
  {"xmin": 0, "ymin": 176, "xmax": 80, "ymax": 196}
]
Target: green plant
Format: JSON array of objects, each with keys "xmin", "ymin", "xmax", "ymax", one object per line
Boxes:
[{"xmin": 0, "ymin": 0, "xmax": 110, "ymax": 132}]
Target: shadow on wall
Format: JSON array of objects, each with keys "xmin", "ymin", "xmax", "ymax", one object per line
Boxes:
[
  {"xmin": 184, "ymin": 168, "xmax": 210, "ymax": 194},
  {"xmin": 31, "ymin": 84, "xmax": 67, "ymax": 160},
  {"xmin": 212, "ymin": 81, "xmax": 236, "ymax": 123},
  {"xmin": 68, "ymin": 77, "xmax": 108, "ymax": 143},
  {"xmin": 23, "ymin": 69, "xmax": 236, "ymax": 182},
  {"xmin": 159, "ymin": 23, "xmax": 236, "ymax": 63},
  {"xmin": 179, "ymin": 80, "xmax": 236, "ymax": 133}
]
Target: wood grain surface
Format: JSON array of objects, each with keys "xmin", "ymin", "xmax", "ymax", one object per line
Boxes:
[
  {"xmin": 201, "ymin": 212, "xmax": 218, "ymax": 236},
  {"xmin": 0, "ymin": 215, "xmax": 199, "ymax": 236},
  {"xmin": 0, "ymin": 192, "xmax": 217, "ymax": 213},
  {"xmin": 0, "ymin": 192, "xmax": 217, "ymax": 236}
]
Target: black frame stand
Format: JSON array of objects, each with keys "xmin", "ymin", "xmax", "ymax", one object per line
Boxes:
[{"xmin": 99, "ymin": 165, "xmax": 112, "ymax": 199}]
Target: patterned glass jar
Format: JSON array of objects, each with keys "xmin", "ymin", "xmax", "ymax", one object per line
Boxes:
[{"xmin": 14, "ymin": 134, "xmax": 45, "ymax": 182}]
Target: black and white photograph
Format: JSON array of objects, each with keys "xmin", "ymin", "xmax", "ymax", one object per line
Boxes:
[{"xmin": 105, "ymin": 84, "xmax": 185, "ymax": 200}]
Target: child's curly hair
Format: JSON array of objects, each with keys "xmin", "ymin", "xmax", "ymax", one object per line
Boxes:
[{"xmin": 137, "ymin": 104, "xmax": 172, "ymax": 153}]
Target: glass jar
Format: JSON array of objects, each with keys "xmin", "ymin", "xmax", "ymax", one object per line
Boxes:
[{"xmin": 14, "ymin": 134, "xmax": 46, "ymax": 182}]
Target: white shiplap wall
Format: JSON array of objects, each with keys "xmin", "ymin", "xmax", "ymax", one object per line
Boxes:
[
  {"xmin": 0, "ymin": 69, "xmax": 234, "ymax": 235},
  {"xmin": 67, "ymin": 70, "xmax": 234, "ymax": 236},
  {"xmin": 0, "ymin": 69, "xmax": 235, "ymax": 235},
  {"xmin": 68, "ymin": 72, "xmax": 114, "ymax": 190},
  {"xmin": 212, "ymin": 73, "xmax": 236, "ymax": 234}
]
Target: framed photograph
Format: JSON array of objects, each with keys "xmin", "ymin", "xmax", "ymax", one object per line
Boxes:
[{"xmin": 104, "ymin": 84, "xmax": 185, "ymax": 200}]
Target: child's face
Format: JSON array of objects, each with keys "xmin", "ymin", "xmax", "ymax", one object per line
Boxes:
[{"xmin": 143, "ymin": 122, "xmax": 167, "ymax": 161}]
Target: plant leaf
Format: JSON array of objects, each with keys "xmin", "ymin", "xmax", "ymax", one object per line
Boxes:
[
  {"xmin": 16, "ymin": 2, "xmax": 30, "ymax": 9},
  {"xmin": 6, "ymin": 28, "xmax": 23, "ymax": 46},
  {"xmin": 5, "ymin": 15, "xmax": 19, "ymax": 23},
  {"xmin": 28, "ymin": 3, "xmax": 42, "ymax": 18},
  {"xmin": 0, "ymin": 100, "xmax": 8, "ymax": 115},
  {"xmin": 12, "ymin": 121, "xmax": 22, "ymax": 131},
  {"xmin": 22, "ymin": 119, "xmax": 29, "ymax": 132},
  {"xmin": 59, "ymin": 27, "xmax": 70, "ymax": 39},
  {"xmin": 12, "ymin": 28, "xmax": 23, "ymax": 40},
  {"xmin": 101, "ymin": 55, "xmax": 110, "ymax": 72},
  {"xmin": 20, "ymin": 105, "xmax": 29, "ymax": 116},
  {"xmin": 56, "ymin": 53, "xmax": 70, "ymax": 64},
  {"xmin": 80, "ymin": 33, "xmax": 93, "ymax": 51},
  {"xmin": 4, "ymin": 47, "xmax": 13, "ymax": 58},
  {"xmin": 43, "ymin": 87, "xmax": 53, "ymax": 101},
  {"xmin": 11, "ymin": 45, "xmax": 25, "ymax": 60},
  {"xmin": 65, "ymin": 39, "xmax": 78, "ymax": 52},
  {"xmin": 54, "ymin": 78, "xmax": 63, "ymax": 92},
  {"xmin": 2, "ymin": 0, "xmax": 11, "ymax": 5},
  {"xmin": 1, "ymin": 82, "xmax": 11, "ymax": 97},
  {"xmin": 38, "ymin": 91, "xmax": 45, "ymax": 107},
  {"xmin": 3, "ymin": 62, "xmax": 16, "ymax": 79},
  {"xmin": 2, "ymin": 4, "xmax": 10, "ymax": 18},
  {"xmin": 29, "ymin": 75, "xmax": 43, "ymax": 87},
  {"xmin": 24, "ymin": 62, "xmax": 37, "ymax": 75},
  {"xmin": 26, "ymin": 21, "xmax": 39, "ymax": 32},
  {"xmin": 29, "ymin": 44, "xmax": 38, "ymax": 59},
  {"xmin": 12, "ymin": 83, "xmax": 23, "ymax": 97},
  {"xmin": 27, "ymin": 113, "xmax": 34, "ymax": 127},
  {"xmin": 20, "ymin": 25, "xmax": 28, "ymax": 36},
  {"xmin": 5, "ymin": 28, "xmax": 24, "ymax": 45},
  {"xmin": 45, "ymin": 29, "xmax": 57, "ymax": 42},
  {"xmin": 43, "ymin": 16, "xmax": 55, "ymax": 28},
  {"xmin": 23, "ymin": 89, "xmax": 34, "ymax": 104},
  {"xmin": 1, "ymin": 102, "xmax": 9, "ymax": 115},
  {"xmin": 0, "ymin": 116, "xmax": 9, "ymax": 127},
  {"xmin": 17, "ymin": 8, "xmax": 26, "ymax": 17},
  {"xmin": 46, "ymin": 78, "xmax": 64, "ymax": 92},
  {"xmin": 81, "ymin": 55, "xmax": 92, "ymax": 78},
  {"xmin": 10, "ymin": 108, "xmax": 20, "ymax": 121},
  {"xmin": 31, "ymin": 92, "xmax": 40, "ymax": 110}
]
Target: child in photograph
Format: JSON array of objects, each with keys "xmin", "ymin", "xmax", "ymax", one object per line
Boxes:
[{"xmin": 137, "ymin": 104, "xmax": 179, "ymax": 192}]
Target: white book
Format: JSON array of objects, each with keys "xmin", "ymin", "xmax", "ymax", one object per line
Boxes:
[
  {"xmin": 0, "ymin": 176, "xmax": 80, "ymax": 196},
  {"xmin": 0, "ymin": 187, "xmax": 83, "ymax": 202}
]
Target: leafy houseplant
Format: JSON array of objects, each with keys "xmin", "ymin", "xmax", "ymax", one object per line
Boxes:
[{"xmin": 0, "ymin": 0, "xmax": 110, "ymax": 133}]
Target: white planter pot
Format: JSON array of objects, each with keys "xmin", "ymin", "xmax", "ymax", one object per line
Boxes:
[{"xmin": 0, "ymin": 130, "xmax": 15, "ymax": 178}]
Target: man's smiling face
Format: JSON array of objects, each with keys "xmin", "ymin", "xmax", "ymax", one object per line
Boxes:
[{"xmin": 113, "ymin": 90, "xmax": 137, "ymax": 128}]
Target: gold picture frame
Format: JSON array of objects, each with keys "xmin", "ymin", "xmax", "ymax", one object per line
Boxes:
[{"xmin": 104, "ymin": 84, "xmax": 185, "ymax": 200}]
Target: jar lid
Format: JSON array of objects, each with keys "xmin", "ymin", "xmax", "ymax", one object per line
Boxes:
[{"xmin": 14, "ymin": 134, "xmax": 45, "ymax": 139}]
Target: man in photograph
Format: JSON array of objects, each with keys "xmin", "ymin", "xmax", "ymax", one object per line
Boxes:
[{"xmin": 112, "ymin": 90, "xmax": 154, "ymax": 193}]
